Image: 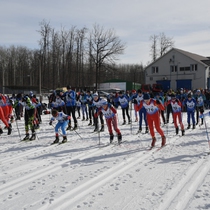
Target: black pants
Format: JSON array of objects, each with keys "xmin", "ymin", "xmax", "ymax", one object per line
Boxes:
[
  {"xmin": 122, "ymin": 106, "xmax": 130, "ymax": 122},
  {"xmin": 66, "ymin": 106, "xmax": 77, "ymax": 125}
]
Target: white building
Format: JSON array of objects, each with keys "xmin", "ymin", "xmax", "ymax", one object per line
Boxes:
[{"xmin": 144, "ymin": 48, "xmax": 210, "ymax": 91}]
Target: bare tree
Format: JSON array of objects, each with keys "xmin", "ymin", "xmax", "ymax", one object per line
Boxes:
[
  {"xmin": 149, "ymin": 34, "xmax": 159, "ymax": 62},
  {"xmin": 159, "ymin": 32, "xmax": 174, "ymax": 56},
  {"xmin": 149, "ymin": 33, "xmax": 174, "ymax": 62},
  {"xmin": 88, "ymin": 24, "xmax": 125, "ymax": 90}
]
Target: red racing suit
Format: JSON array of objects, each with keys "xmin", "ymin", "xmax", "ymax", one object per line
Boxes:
[{"xmin": 137, "ymin": 99, "xmax": 165, "ymax": 138}]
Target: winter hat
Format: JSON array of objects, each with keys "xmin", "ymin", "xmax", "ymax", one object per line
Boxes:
[
  {"xmin": 92, "ymin": 92, "xmax": 98, "ymax": 97},
  {"xmin": 137, "ymin": 89, "xmax": 142, "ymax": 94},
  {"xmin": 143, "ymin": 93, "xmax": 150, "ymax": 100},
  {"xmin": 171, "ymin": 93, "xmax": 176, "ymax": 98},
  {"xmin": 188, "ymin": 93, "xmax": 192, "ymax": 98},
  {"xmin": 102, "ymin": 99, "xmax": 108, "ymax": 106}
]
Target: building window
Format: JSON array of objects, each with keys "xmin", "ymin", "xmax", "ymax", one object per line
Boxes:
[
  {"xmin": 152, "ymin": 66, "xmax": 158, "ymax": 73},
  {"xmin": 191, "ymin": 64, "xmax": 197, "ymax": 71},
  {"xmin": 180, "ymin": 66, "xmax": 190, "ymax": 71},
  {"xmin": 171, "ymin": 65, "xmax": 177, "ymax": 72}
]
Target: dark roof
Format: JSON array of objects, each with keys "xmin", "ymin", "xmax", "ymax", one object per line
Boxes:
[{"xmin": 175, "ymin": 48, "xmax": 210, "ymax": 66}]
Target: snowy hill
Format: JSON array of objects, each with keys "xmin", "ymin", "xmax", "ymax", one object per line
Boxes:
[{"xmin": 0, "ymin": 104, "xmax": 210, "ymax": 210}]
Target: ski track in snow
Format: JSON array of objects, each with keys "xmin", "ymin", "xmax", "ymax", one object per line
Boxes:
[{"xmin": 0, "ymin": 105, "xmax": 210, "ymax": 210}]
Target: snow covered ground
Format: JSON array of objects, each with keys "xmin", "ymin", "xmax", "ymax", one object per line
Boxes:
[{"xmin": 1, "ymin": 102, "xmax": 210, "ymax": 210}]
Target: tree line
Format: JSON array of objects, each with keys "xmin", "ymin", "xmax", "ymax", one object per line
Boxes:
[{"xmin": 0, "ymin": 20, "xmax": 173, "ymax": 94}]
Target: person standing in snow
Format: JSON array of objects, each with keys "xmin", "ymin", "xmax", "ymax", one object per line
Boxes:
[
  {"xmin": 95, "ymin": 100, "xmax": 122, "ymax": 144},
  {"xmin": 92, "ymin": 92, "xmax": 106, "ymax": 132},
  {"xmin": 79, "ymin": 91, "xmax": 89, "ymax": 121},
  {"xmin": 86, "ymin": 90, "xmax": 94, "ymax": 126},
  {"xmin": 49, "ymin": 109, "xmax": 71, "ymax": 144},
  {"xmin": 62, "ymin": 85, "xmax": 78, "ymax": 130},
  {"xmin": 0, "ymin": 94, "xmax": 12, "ymax": 135},
  {"xmin": 194, "ymin": 89, "xmax": 205, "ymax": 125},
  {"xmin": 137, "ymin": 93, "xmax": 166, "ymax": 148},
  {"xmin": 165, "ymin": 89, "xmax": 174, "ymax": 123},
  {"xmin": 184, "ymin": 93, "xmax": 197, "ymax": 129},
  {"xmin": 14, "ymin": 95, "xmax": 36, "ymax": 140},
  {"xmin": 130, "ymin": 89, "xmax": 148, "ymax": 133},
  {"xmin": 117, "ymin": 91, "xmax": 131, "ymax": 125},
  {"xmin": 154, "ymin": 93, "xmax": 166, "ymax": 125},
  {"xmin": 166, "ymin": 93, "xmax": 185, "ymax": 136}
]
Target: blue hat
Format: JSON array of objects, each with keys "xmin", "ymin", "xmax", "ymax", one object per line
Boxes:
[{"xmin": 143, "ymin": 93, "xmax": 150, "ymax": 100}]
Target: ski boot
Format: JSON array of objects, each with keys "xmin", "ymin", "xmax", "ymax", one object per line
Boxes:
[
  {"xmin": 161, "ymin": 136, "xmax": 166, "ymax": 147},
  {"xmin": 145, "ymin": 126, "xmax": 149, "ymax": 134},
  {"xmin": 100, "ymin": 125, "xmax": 104, "ymax": 132},
  {"xmin": 151, "ymin": 137, "xmax": 156, "ymax": 148},
  {"xmin": 118, "ymin": 133, "xmax": 122, "ymax": 144},
  {"xmin": 7, "ymin": 125, "xmax": 12, "ymax": 135},
  {"xmin": 62, "ymin": 136, "xmax": 67, "ymax": 143},
  {"xmin": 187, "ymin": 124, "xmax": 190, "ymax": 129},
  {"xmin": 82, "ymin": 117, "xmax": 85, "ymax": 121},
  {"xmin": 22, "ymin": 133, "xmax": 30, "ymax": 141},
  {"xmin": 0, "ymin": 128, "xmax": 3, "ymax": 134},
  {"xmin": 110, "ymin": 134, "xmax": 114, "ymax": 143},
  {"xmin": 137, "ymin": 127, "xmax": 142, "ymax": 134},
  {"xmin": 93, "ymin": 127, "xmax": 99, "ymax": 132},
  {"xmin": 86, "ymin": 117, "xmax": 89, "ymax": 121},
  {"xmin": 175, "ymin": 127, "xmax": 179, "ymax": 135},
  {"xmin": 128, "ymin": 119, "xmax": 131, "ymax": 124},
  {"xmin": 192, "ymin": 124, "xmax": 195, "ymax": 129},
  {"xmin": 181, "ymin": 130, "xmax": 185, "ymax": 136},
  {"xmin": 122, "ymin": 120, "xmax": 126, "ymax": 125},
  {"xmin": 53, "ymin": 136, "xmax": 59, "ymax": 144},
  {"xmin": 88, "ymin": 120, "xmax": 92, "ymax": 126},
  {"xmin": 66, "ymin": 123, "xmax": 72, "ymax": 131},
  {"xmin": 72, "ymin": 123, "xmax": 78, "ymax": 130},
  {"xmin": 30, "ymin": 132, "xmax": 36, "ymax": 140}
]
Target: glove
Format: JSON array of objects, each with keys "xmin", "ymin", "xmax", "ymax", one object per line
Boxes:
[
  {"xmin": 156, "ymin": 100, "xmax": 161, "ymax": 104},
  {"xmin": 49, "ymin": 121, "xmax": 52, "ymax": 125}
]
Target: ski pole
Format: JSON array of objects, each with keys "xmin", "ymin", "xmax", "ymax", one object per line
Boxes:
[
  {"xmin": 129, "ymin": 101, "xmax": 132, "ymax": 134},
  {"xmin": 12, "ymin": 108, "xmax": 22, "ymax": 141},
  {"xmin": 203, "ymin": 116, "xmax": 210, "ymax": 154}
]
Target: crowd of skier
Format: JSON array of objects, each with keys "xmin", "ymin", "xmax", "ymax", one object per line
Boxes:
[{"xmin": 0, "ymin": 86, "xmax": 208, "ymax": 148}]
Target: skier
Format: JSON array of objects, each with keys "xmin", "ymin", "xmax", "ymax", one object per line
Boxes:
[
  {"xmin": 166, "ymin": 93, "xmax": 185, "ymax": 135},
  {"xmin": 15, "ymin": 95, "xmax": 36, "ymax": 140},
  {"xmin": 49, "ymin": 109, "xmax": 71, "ymax": 144},
  {"xmin": 117, "ymin": 91, "xmax": 131, "ymax": 125},
  {"xmin": 92, "ymin": 92, "xmax": 106, "ymax": 132},
  {"xmin": 184, "ymin": 93, "xmax": 196, "ymax": 129},
  {"xmin": 86, "ymin": 90, "xmax": 94, "ymax": 126},
  {"xmin": 79, "ymin": 91, "xmax": 89, "ymax": 121},
  {"xmin": 0, "ymin": 94, "xmax": 12, "ymax": 135},
  {"xmin": 130, "ymin": 89, "xmax": 148, "ymax": 133},
  {"xmin": 137, "ymin": 93, "xmax": 166, "ymax": 148},
  {"xmin": 95, "ymin": 100, "xmax": 122, "ymax": 143},
  {"xmin": 165, "ymin": 89, "xmax": 174, "ymax": 123},
  {"xmin": 194, "ymin": 89, "xmax": 205, "ymax": 125},
  {"xmin": 62, "ymin": 85, "xmax": 78, "ymax": 130},
  {"xmin": 154, "ymin": 93, "xmax": 166, "ymax": 125},
  {"xmin": 51, "ymin": 93, "xmax": 66, "ymax": 113}
]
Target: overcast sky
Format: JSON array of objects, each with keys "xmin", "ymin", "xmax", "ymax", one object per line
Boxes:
[{"xmin": 0, "ymin": 0, "xmax": 210, "ymax": 65}]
